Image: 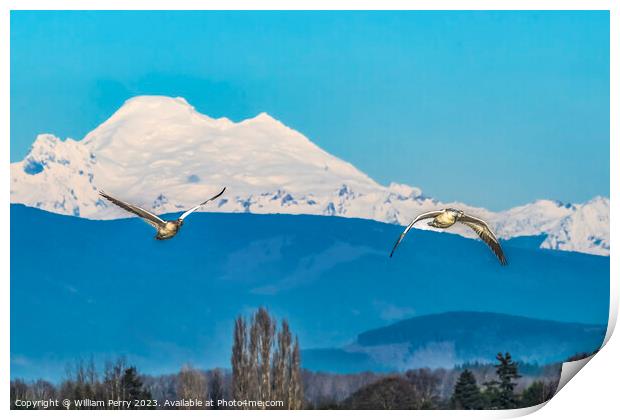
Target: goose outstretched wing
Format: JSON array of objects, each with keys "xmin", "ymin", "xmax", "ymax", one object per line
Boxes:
[
  {"xmin": 389, "ymin": 210, "xmax": 444, "ymax": 257},
  {"xmin": 99, "ymin": 191, "xmax": 165, "ymax": 230},
  {"xmin": 458, "ymin": 214, "xmax": 507, "ymax": 265},
  {"xmin": 178, "ymin": 187, "xmax": 226, "ymax": 221}
]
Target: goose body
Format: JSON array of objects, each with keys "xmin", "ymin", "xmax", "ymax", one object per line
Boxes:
[
  {"xmin": 428, "ymin": 209, "xmax": 459, "ymax": 228},
  {"xmin": 99, "ymin": 187, "xmax": 226, "ymax": 240},
  {"xmin": 156, "ymin": 220, "xmax": 182, "ymax": 240},
  {"xmin": 390, "ymin": 208, "xmax": 507, "ymax": 265}
]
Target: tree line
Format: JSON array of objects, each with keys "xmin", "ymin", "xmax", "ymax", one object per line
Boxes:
[
  {"xmin": 11, "ymin": 357, "xmax": 152, "ymax": 410},
  {"xmin": 337, "ymin": 352, "xmax": 558, "ymax": 409},
  {"xmin": 11, "ymin": 307, "xmax": 574, "ymax": 410}
]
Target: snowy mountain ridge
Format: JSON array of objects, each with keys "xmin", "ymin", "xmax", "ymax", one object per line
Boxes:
[{"xmin": 10, "ymin": 95, "xmax": 609, "ymax": 256}]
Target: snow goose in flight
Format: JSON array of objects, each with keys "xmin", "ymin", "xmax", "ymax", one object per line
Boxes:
[
  {"xmin": 389, "ymin": 208, "xmax": 507, "ymax": 265},
  {"xmin": 99, "ymin": 187, "xmax": 226, "ymax": 240}
]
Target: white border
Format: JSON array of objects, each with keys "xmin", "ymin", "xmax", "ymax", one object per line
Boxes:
[
  {"xmin": 0, "ymin": 0, "xmax": 616, "ymax": 11},
  {"xmin": 3, "ymin": 2, "xmax": 617, "ymax": 419}
]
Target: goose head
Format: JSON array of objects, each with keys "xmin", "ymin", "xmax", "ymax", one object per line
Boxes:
[{"xmin": 446, "ymin": 208, "xmax": 464, "ymax": 218}]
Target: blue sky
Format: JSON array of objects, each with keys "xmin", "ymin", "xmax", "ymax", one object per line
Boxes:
[{"xmin": 10, "ymin": 11, "xmax": 609, "ymax": 210}]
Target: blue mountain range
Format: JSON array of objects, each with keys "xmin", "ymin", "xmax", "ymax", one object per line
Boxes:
[
  {"xmin": 10, "ymin": 205, "xmax": 609, "ymax": 380},
  {"xmin": 303, "ymin": 311, "xmax": 605, "ymax": 373}
]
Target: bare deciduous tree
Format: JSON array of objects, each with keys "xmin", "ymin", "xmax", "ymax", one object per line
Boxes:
[
  {"xmin": 231, "ymin": 316, "xmax": 248, "ymax": 404},
  {"xmin": 176, "ymin": 364, "xmax": 208, "ymax": 409},
  {"xmin": 103, "ymin": 357, "xmax": 127, "ymax": 406},
  {"xmin": 230, "ymin": 307, "xmax": 303, "ymax": 409},
  {"xmin": 289, "ymin": 336, "xmax": 303, "ymax": 409}
]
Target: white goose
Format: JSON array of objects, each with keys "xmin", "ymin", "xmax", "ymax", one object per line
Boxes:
[
  {"xmin": 99, "ymin": 187, "xmax": 226, "ymax": 240},
  {"xmin": 390, "ymin": 208, "xmax": 507, "ymax": 265}
]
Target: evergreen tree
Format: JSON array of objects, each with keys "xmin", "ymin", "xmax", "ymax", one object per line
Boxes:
[
  {"xmin": 451, "ymin": 369, "xmax": 483, "ymax": 409},
  {"xmin": 121, "ymin": 366, "xmax": 152, "ymax": 409},
  {"xmin": 481, "ymin": 380, "xmax": 500, "ymax": 409},
  {"xmin": 493, "ymin": 352, "xmax": 521, "ymax": 409},
  {"xmin": 209, "ymin": 369, "xmax": 225, "ymax": 409},
  {"xmin": 519, "ymin": 380, "xmax": 555, "ymax": 408}
]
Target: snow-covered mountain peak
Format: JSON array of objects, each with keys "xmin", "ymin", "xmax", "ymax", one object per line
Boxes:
[
  {"xmin": 105, "ymin": 95, "xmax": 196, "ymax": 118},
  {"xmin": 12, "ymin": 95, "xmax": 379, "ymax": 217},
  {"xmin": 583, "ymin": 195, "xmax": 609, "ymax": 208},
  {"xmin": 22, "ymin": 134, "xmax": 90, "ymax": 175},
  {"xmin": 244, "ymin": 111, "xmax": 278, "ymax": 124},
  {"xmin": 83, "ymin": 95, "xmax": 226, "ymax": 150},
  {"xmin": 27, "ymin": 134, "xmax": 75, "ymax": 160},
  {"xmin": 540, "ymin": 196, "xmax": 610, "ymax": 256},
  {"xmin": 93, "ymin": 95, "xmax": 204, "ymax": 129},
  {"xmin": 10, "ymin": 95, "xmax": 609, "ymax": 256}
]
